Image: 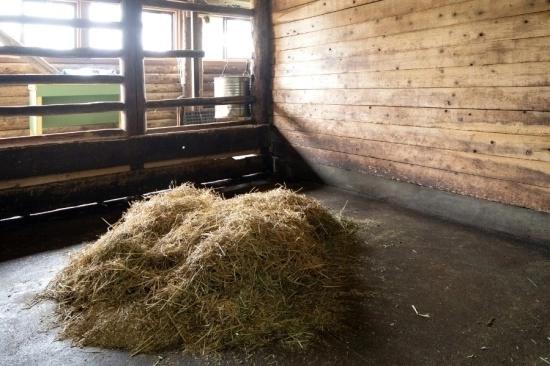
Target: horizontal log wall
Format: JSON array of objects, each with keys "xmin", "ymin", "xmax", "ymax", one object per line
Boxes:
[{"xmin": 271, "ymin": 0, "xmax": 550, "ymax": 213}]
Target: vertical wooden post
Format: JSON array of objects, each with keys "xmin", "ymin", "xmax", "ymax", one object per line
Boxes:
[
  {"xmin": 120, "ymin": 0, "xmax": 146, "ymax": 135},
  {"xmin": 250, "ymin": 0, "xmax": 271, "ymax": 125},
  {"xmin": 191, "ymin": 11, "xmax": 202, "ymax": 100}
]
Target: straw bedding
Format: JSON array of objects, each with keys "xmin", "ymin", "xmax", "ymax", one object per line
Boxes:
[{"xmin": 42, "ymin": 185, "xmax": 355, "ymax": 355}]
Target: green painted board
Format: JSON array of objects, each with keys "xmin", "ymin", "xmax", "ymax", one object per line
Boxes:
[{"xmin": 30, "ymin": 84, "xmax": 121, "ymax": 128}]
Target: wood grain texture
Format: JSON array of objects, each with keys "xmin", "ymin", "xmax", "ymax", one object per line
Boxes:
[{"xmin": 272, "ymin": 0, "xmax": 550, "ymax": 212}]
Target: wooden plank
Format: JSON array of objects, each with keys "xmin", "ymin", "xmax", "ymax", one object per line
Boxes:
[
  {"xmin": 274, "ymin": 62, "xmax": 550, "ymax": 90},
  {"xmin": 272, "ymin": 87, "xmax": 550, "ymax": 111},
  {"xmin": 143, "ymin": 50, "xmax": 204, "ymax": 59},
  {"xmin": 145, "ymin": 74, "xmax": 180, "ymax": 84},
  {"xmin": 274, "ymin": 0, "xmax": 550, "ymax": 48},
  {"xmin": 147, "ymin": 119, "xmax": 177, "ymax": 128},
  {"xmin": 0, "ymin": 124, "xmax": 270, "ymax": 180},
  {"xmin": 146, "ymin": 109, "xmax": 177, "ymax": 120},
  {"xmin": 0, "ymin": 97, "xmax": 32, "ymax": 106},
  {"xmin": 0, "ymin": 154, "xmax": 266, "ymax": 218},
  {"xmin": 274, "ymin": 11, "xmax": 550, "ymax": 63},
  {"xmin": 0, "ymin": 46, "xmax": 123, "ymax": 59},
  {"xmin": 272, "ymin": 0, "xmax": 316, "ymax": 13},
  {"xmin": 0, "ymin": 129, "xmax": 29, "ymax": 138},
  {"xmin": 274, "ymin": 115, "xmax": 550, "ymax": 163},
  {"xmin": 146, "ymin": 95, "xmax": 255, "ymax": 109},
  {"xmin": 280, "ymin": 144, "xmax": 550, "ymax": 213},
  {"xmin": 273, "ymin": 0, "xmax": 468, "ymax": 36},
  {"xmin": 0, "ymin": 74, "xmax": 124, "ymax": 85},
  {"xmin": 251, "ymin": 0, "xmax": 271, "ymax": 125},
  {"xmin": 0, "ymin": 102, "xmax": 125, "ymax": 117},
  {"xmin": 0, "ymin": 86, "xmax": 28, "ymax": 98},
  {"xmin": 273, "ymin": 103, "xmax": 550, "ymax": 136},
  {"xmin": 272, "ymin": 0, "xmax": 382, "ymax": 25},
  {"xmin": 0, "ymin": 63, "xmax": 53, "ymax": 74},
  {"xmin": 273, "ymin": 37, "xmax": 550, "ymax": 76},
  {"xmin": 146, "ymin": 92, "xmax": 182, "ymax": 100},
  {"xmin": 203, "ymin": 60, "xmax": 248, "ymax": 74},
  {"xmin": 145, "ymin": 83, "xmax": 181, "ymax": 94},
  {"xmin": 42, "ymin": 122, "xmax": 119, "ymax": 135},
  {"xmin": 276, "ymin": 129, "xmax": 550, "ymax": 188},
  {"xmin": 0, "ymin": 15, "xmax": 121, "ymax": 29}
]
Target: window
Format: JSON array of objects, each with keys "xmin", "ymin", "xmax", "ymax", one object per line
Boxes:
[
  {"xmin": 142, "ymin": 11, "xmax": 173, "ymax": 51},
  {"xmin": 0, "ymin": 0, "xmax": 22, "ymax": 42},
  {"xmin": 23, "ymin": 1, "xmax": 76, "ymax": 49},
  {"xmin": 203, "ymin": 16, "xmax": 252, "ymax": 60},
  {"xmin": 89, "ymin": 4, "xmax": 174, "ymax": 51},
  {"xmin": 0, "ymin": 0, "xmax": 76, "ymax": 49},
  {"xmin": 88, "ymin": 3, "xmax": 122, "ymax": 50},
  {"xmin": 0, "ymin": 1, "xmax": 174, "ymax": 51}
]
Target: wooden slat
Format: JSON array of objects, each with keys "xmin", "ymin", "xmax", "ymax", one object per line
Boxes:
[
  {"xmin": 273, "ymin": 37, "xmax": 550, "ymax": 76},
  {"xmin": 0, "ymin": 46, "xmax": 123, "ymax": 59},
  {"xmin": 0, "ymin": 74, "xmax": 124, "ymax": 85},
  {"xmin": 274, "ymin": 0, "xmax": 550, "ymax": 48},
  {"xmin": 279, "ymin": 143, "xmax": 550, "ymax": 213},
  {"xmin": 272, "ymin": 0, "xmax": 383, "ymax": 25},
  {"xmin": 274, "ymin": 115, "xmax": 550, "ymax": 163},
  {"xmin": 0, "ymin": 124, "xmax": 270, "ymax": 181},
  {"xmin": 0, "ymin": 102, "xmax": 125, "ymax": 117},
  {"xmin": 146, "ymin": 91, "xmax": 182, "ymax": 100},
  {"xmin": 274, "ymin": 62, "xmax": 550, "ymax": 89},
  {"xmin": 146, "ymin": 95, "xmax": 255, "ymax": 109},
  {"xmin": 143, "ymin": 50, "xmax": 205, "ymax": 59},
  {"xmin": 0, "ymin": 15, "xmax": 122, "ymax": 29},
  {"xmin": 0, "ymin": 86, "xmax": 28, "ymax": 98},
  {"xmin": 273, "ymin": 104, "xmax": 550, "ymax": 136},
  {"xmin": 274, "ymin": 11, "xmax": 550, "ymax": 63},
  {"xmin": 272, "ymin": 0, "xmax": 316, "ymax": 13},
  {"xmin": 276, "ymin": 129, "xmax": 550, "ymax": 188},
  {"xmin": 272, "ymin": 87, "xmax": 550, "ymax": 111}
]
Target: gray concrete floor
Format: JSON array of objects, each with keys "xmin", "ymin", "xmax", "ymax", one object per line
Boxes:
[{"xmin": 1, "ymin": 184, "xmax": 549, "ymax": 365}]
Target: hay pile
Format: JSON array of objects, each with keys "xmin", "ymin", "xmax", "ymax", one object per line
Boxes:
[{"xmin": 42, "ymin": 185, "xmax": 355, "ymax": 355}]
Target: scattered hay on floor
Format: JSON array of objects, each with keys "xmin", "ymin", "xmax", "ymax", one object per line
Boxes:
[{"xmin": 41, "ymin": 184, "xmax": 356, "ymax": 355}]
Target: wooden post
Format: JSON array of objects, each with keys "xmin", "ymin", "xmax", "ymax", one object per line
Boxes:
[
  {"xmin": 120, "ymin": 0, "xmax": 146, "ymax": 135},
  {"xmin": 250, "ymin": 0, "xmax": 271, "ymax": 125}
]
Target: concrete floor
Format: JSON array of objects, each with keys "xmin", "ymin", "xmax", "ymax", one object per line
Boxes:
[{"xmin": 1, "ymin": 184, "xmax": 549, "ymax": 365}]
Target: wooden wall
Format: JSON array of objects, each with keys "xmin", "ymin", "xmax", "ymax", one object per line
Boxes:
[{"xmin": 271, "ymin": 0, "xmax": 550, "ymax": 213}]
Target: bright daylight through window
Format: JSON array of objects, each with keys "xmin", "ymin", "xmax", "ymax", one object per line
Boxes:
[{"xmin": 0, "ymin": 0, "xmax": 174, "ymax": 51}]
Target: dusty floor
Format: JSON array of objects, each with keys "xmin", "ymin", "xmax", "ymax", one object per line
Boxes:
[{"xmin": 1, "ymin": 184, "xmax": 549, "ymax": 366}]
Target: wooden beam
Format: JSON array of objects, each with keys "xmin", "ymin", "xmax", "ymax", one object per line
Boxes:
[
  {"xmin": 146, "ymin": 95, "xmax": 255, "ymax": 109},
  {"xmin": 0, "ymin": 155, "xmax": 266, "ymax": 219},
  {"xmin": 0, "ymin": 15, "xmax": 122, "ymax": 29},
  {"xmin": 0, "ymin": 102, "xmax": 125, "ymax": 117},
  {"xmin": 0, "ymin": 74, "xmax": 124, "ymax": 85},
  {"xmin": 143, "ymin": 0, "xmax": 254, "ymax": 17},
  {"xmin": 0, "ymin": 124, "xmax": 270, "ymax": 181},
  {"xmin": 0, "ymin": 46, "xmax": 122, "ymax": 59},
  {"xmin": 250, "ymin": 0, "xmax": 271, "ymax": 125},
  {"xmin": 0, "ymin": 29, "xmax": 59, "ymax": 75},
  {"xmin": 143, "ymin": 49, "xmax": 205, "ymax": 58},
  {"xmin": 120, "ymin": 0, "xmax": 146, "ymax": 135}
]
